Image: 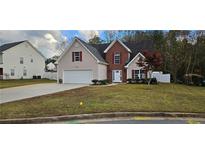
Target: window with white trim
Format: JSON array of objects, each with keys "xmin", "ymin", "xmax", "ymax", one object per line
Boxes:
[
  {"xmin": 114, "ymin": 52, "xmax": 120, "ymax": 64},
  {"xmin": 133, "ymin": 70, "xmax": 140, "ymax": 79},
  {"xmin": 20, "ymin": 57, "xmax": 24, "ymax": 64},
  {"xmin": 133, "ymin": 70, "xmax": 146, "ymax": 79},
  {"xmin": 11, "ymin": 69, "xmax": 15, "ymax": 76},
  {"xmin": 72, "ymin": 52, "xmax": 81, "ymax": 62},
  {"xmin": 23, "ymin": 69, "xmax": 27, "ymax": 76}
]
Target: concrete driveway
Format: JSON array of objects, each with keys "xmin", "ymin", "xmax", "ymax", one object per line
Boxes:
[{"xmin": 0, "ymin": 83, "xmax": 88, "ymax": 104}]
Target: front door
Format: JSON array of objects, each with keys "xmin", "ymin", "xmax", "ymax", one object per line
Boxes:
[{"xmin": 112, "ymin": 70, "xmax": 122, "ymax": 82}]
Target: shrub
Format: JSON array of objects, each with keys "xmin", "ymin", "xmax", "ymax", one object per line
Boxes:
[
  {"xmin": 135, "ymin": 78, "xmax": 141, "ymax": 84},
  {"xmin": 92, "ymin": 79, "xmax": 98, "ymax": 85},
  {"xmin": 98, "ymin": 80, "xmax": 107, "ymax": 85},
  {"xmin": 150, "ymin": 78, "xmax": 158, "ymax": 84},
  {"xmin": 127, "ymin": 78, "xmax": 132, "ymax": 84},
  {"xmin": 202, "ymin": 79, "xmax": 205, "ymax": 86},
  {"xmin": 192, "ymin": 76, "xmax": 203, "ymax": 86},
  {"xmin": 33, "ymin": 75, "xmax": 37, "ymax": 79},
  {"xmin": 104, "ymin": 79, "xmax": 109, "ymax": 84},
  {"xmin": 59, "ymin": 79, "xmax": 63, "ymax": 84}
]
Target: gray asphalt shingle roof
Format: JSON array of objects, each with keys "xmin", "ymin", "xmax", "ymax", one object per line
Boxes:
[
  {"xmin": 77, "ymin": 38, "xmax": 154, "ymax": 64},
  {"xmin": 0, "ymin": 41, "xmax": 26, "ymax": 53},
  {"xmin": 77, "ymin": 38, "xmax": 107, "ymax": 63}
]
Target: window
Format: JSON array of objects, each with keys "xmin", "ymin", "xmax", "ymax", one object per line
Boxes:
[
  {"xmin": 31, "ymin": 58, "xmax": 33, "ymax": 63},
  {"xmin": 133, "ymin": 70, "xmax": 139, "ymax": 79},
  {"xmin": 23, "ymin": 69, "xmax": 27, "ymax": 76},
  {"xmin": 72, "ymin": 52, "xmax": 82, "ymax": 62},
  {"xmin": 20, "ymin": 57, "xmax": 24, "ymax": 64},
  {"xmin": 11, "ymin": 69, "xmax": 15, "ymax": 76},
  {"xmin": 114, "ymin": 53, "xmax": 120, "ymax": 64},
  {"xmin": 132, "ymin": 69, "xmax": 146, "ymax": 79}
]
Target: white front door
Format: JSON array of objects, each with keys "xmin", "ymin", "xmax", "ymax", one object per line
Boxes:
[{"xmin": 112, "ymin": 70, "xmax": 122, "ymax": 82}]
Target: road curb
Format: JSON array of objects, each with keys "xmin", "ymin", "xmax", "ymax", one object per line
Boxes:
[{"xmin": 1, "ymin": 112, "xmax": 205, "ymax": 124}]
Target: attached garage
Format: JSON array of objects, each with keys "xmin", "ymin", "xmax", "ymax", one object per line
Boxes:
[{"xmin": 63, "ymin": 70, "xmax": 92, "ymax": 84}]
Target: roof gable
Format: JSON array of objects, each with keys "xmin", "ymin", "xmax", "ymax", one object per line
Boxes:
[
  {"xmin": 103, "ymin": 40, "xmax": 131, "ymax": 53},
  {"xmin": 125, "ymin": 52, "xmax": 145, "ymax": 68},
  {"xmin": 0, "ymin": 40, "xmax": 46, "ymax": 59},
  {"xmin": 77, "ymin": 38, "xmax": 107, "ymax": 64},
  {"xmin": 57, "ymin": 38, "xmax": 154, "ymax": 65},
  {"xmin": 57, "ymin": 37, "xmax": 108, "ymax": 65}
]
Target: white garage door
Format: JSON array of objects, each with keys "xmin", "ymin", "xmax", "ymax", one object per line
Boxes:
[{"xmin": 63, "ymin": 70, "xmax": 92, "ymax": 83}]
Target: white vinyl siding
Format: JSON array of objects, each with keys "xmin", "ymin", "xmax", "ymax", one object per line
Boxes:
[{"xmin": 0, "ymin": 54, "xmax": 3, "ymax": 64}]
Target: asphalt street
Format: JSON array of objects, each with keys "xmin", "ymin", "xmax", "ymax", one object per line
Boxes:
[{"xmin": 55, "ymin": 117, "xmax": 205, "ymax": 124}]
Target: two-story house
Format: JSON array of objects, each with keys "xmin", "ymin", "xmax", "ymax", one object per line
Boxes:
[
  {"xmin": 57, "ymin": 37, "xmax": 155, "ymax": 84},
  {"xmin": 0, "ymin": 41, "xmax": 46, "ymax": 79}
]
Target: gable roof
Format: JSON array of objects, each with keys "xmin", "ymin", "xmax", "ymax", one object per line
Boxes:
[
  {"xmin": 57, "ymin": 37, "xmax": 154, "ymax": 65},
  {"xmin": 103, "ymin": 39, "xmax": 132, "ymax": 53},
  {"xmin": 90, "ymin": 40, "xmax": 154, "ymax": 60},
  {"xmin": 77, "ymin": 38, "xmax": 107, "ymax": 64},
  {"xmin": 0, "ymin": 41, "xmax": 25, "ymax": 53},
  {"xmin": 124, "ymin": 40, "xmax": 154, "ymax": 60},
  {"xmin": 0, "ymin": 40, "xmax": 46, "ymax": 59},
  {"xmin": 125, "ymin": 52, "xmax": 145, "ymax": 68},
  {"xmin": 57, "ymin": 37, "xmax": 108, "ymax": 65}
]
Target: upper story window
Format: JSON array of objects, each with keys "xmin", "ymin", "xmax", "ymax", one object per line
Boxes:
[
  {"xmin": 114, "ymin": 52, "xmax": 120, "ymax": 64},
  {"xmin": 72, "ymin": 51, "xmax": 82, "ymax": 62},
  {"xmin": 20, "ymin": 57, "xmax": 24, "ymax": 64},
  {"xmin": 11, "ymin": 69, "xmax": 15, "ymax": 76}
]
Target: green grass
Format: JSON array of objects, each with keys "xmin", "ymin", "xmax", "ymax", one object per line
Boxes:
[
  {"xmin": 0, "ymin": 84, "xmax": 205, "ymax": 119},
  {"xmin": 0, "ymin": 79, "xmax": 56, "ymax": 89}
]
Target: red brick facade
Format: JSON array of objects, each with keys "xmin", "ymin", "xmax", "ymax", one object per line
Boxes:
[{"xmin": 105, "ymin": 41, "xmax": 129, "ymax": 82}]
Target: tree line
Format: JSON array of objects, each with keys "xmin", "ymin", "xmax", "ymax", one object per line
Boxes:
[{"xmin": 89, "ymin": 30, "xmax": 205, "ymax": 82}]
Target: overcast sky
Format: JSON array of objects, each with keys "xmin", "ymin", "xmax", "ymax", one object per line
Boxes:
[{"xmin": 0, "ymin": 30, "xmax": 101, "ymax": 58}]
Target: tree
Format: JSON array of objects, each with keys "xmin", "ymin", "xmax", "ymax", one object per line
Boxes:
[
  {"xmin": 88, "ymin": 35, "xmax": 104, "ymax": 44},
  {"xmin": 195, "ymin": 35, "xmax": 205, "ymax": 76},
  {"xmin": 103, "ymin": 31, "xmax": 118, "ymax": 43},
  {"xmin": 151, "ymin": 30, "xmax": 165, "ymax": 50},
  {"xmin": 137, "ymin": 50, "xmax": 163, "ymax": 84}
]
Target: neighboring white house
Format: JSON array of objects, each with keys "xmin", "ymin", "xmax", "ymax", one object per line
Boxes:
[{"xmin": 0, "ymin": 40, "xmax": 46, "ymax": 79}]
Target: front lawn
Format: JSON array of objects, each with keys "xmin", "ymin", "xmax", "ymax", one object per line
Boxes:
[
  {"xmin": 0, "ymin": 79, "xmax": 56, "ymax": 89},
  {"xmin": 0, "ymin": 84, "xmax": 205, "ymax": 119}
]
